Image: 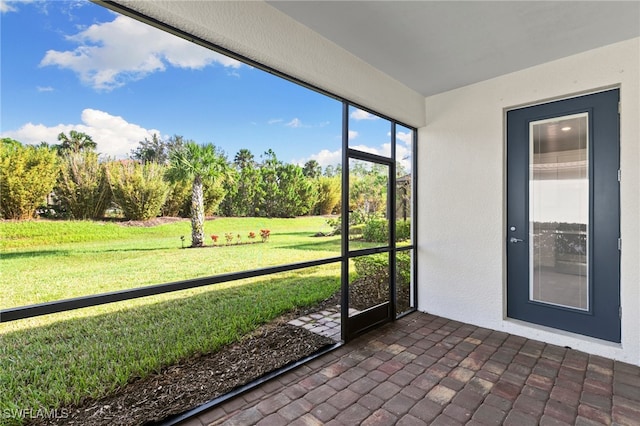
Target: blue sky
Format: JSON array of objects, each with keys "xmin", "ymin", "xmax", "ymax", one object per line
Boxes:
[{"xmin": 1, "ymin": 0, "xmax": 412, "ymax": 169}]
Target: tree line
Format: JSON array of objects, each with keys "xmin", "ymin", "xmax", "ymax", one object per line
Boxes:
[
  {"xmin": 1, "ymin": 131, "xmax": 410, "ymax": 246},
  {"xmin": 0, "ymin": 133, "xmax": 344, "ymax": 244}
]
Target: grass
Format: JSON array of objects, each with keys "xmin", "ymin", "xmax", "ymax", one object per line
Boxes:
[
  {"xmin": 1, "ymin": 217, "xmax": 348, "ymax": 308},
  {"xmin": 0, "ymin": 216, "xmax": 347, "ymax": 424},
  {"xmin": 0, "ymin": 265, "xmax": 340, "ymax": 424}
]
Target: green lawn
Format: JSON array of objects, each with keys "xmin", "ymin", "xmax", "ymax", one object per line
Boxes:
[
  {"xmin": 0, "ymin": 216, "xmax": 347, "ymax": 308},
  {"xmin": 0, "ymin": 217, "xmax": 350, "ymax": 425}
]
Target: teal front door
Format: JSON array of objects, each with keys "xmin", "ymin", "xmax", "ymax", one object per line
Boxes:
[{"xmin": 506, "ymin": 89, "xmax": 620, "ymax": 342}]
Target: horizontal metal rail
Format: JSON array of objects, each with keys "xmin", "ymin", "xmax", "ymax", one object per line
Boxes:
[
  {"xmin": 347, "ymin": 244, "xmax": 414, "ymax": 258},
  {"xmin": 1, "ymin": 256, "xmax": 342, "ymax": 322}
]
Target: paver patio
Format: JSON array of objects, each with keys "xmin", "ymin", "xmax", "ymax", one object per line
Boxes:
[{"xmin": 176, "ymin": 312, "xmax": 640, "ymax": 426}]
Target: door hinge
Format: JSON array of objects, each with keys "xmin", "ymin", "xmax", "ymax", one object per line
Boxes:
[
  {"xmin": 618, "ymin": 101, "xmax": 621, "ymax": 114},
  {"xmin": 618, "ymin": 169, "xmax": 621, "ymax": 182},
  {"xmin": 619, "ymin": 306, "xmax": 622, "ymax": 319},
  {"xmin": 618, "ymin": 238, "xmax": 622, "ymax": 251}
]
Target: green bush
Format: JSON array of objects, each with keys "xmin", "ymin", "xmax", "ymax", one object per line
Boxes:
[
  {"xmin": 354, "ymin": 253, "xmax": 388, "ymax": 281},
  {"xmin": 396, "ymin": 219, "xmax": 411, "ymax": 241},
  {"xmin": 363, "ymin": 219, "xmax": 388, "ymax": 243},
  {"xmin": 396, "ymin": 251, "xmax": 411, "ymax": 285},
  {"xmin": 202, "ymin": 179, "xmax": 226, "ymax": 216},
  {"xmin": 162, "ymin": 179, "xmax": 191, "ymax": 217},
  {"xmin": 361, "ymin": 219, "xmax": 411, "ymax": 243},
  {"xmin": 326, "ymin": 216, "xmax": 365, "ymax": 236},
  {"xmin": 0, "ymin": 139, "xmax": 59, "ymax": 219},
  {"xmin": 55, "ymin": 151, "xmax": 111, "ymax": 219},
  {"xmin": 349, "ymin": 223, "xmax": 365, "ymax": 236},
  {"xmin": 354, "ymin": 251, "xmax": 411, "ymax": 283},
  {"xmin": 107, "ymin": 161, "xmax": 169, "ymax": 220},
  {"xmin": 314, "ymin": 176, "xmax": 341, "ymax": 215}
]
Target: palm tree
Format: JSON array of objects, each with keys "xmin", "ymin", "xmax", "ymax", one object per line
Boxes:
[
  {"xmin": 167, "ymin": 142, "xmax": 228, "ymax": 247},
  {"xmin": 234, "ymin": 148, "xmax": 255, "ymax": 170},
  {"xmin": 57, "ymin": 130, "xmax": 97, "ymax": 154}
]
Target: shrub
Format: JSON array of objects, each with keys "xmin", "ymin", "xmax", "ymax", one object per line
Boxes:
[
  {"xmin": 396, "ymin": 251, "xmax": 411, "ymax": 285},
  {"xmin": 363, "ymin": 219, "xmax": 388, "ymax": 243},
  {"xmin": 107, "ymin": 161, "xmax": 169, "ymax": 220},
  {"xmin": 349, "ymin": 223, "xmax": 365, "ymax": 236},
  {"xmin": 361, "ymin": 219, "xmax": 411, "ymax": 243},
  {"xmin": 396, "ymin": 219, "xmax": 411, "ymax": 241},
  {"xmin": 314, "ymin": 176, "xmax": 341, "ymax": 215},
  {"xmin": 202, "ymin": 179, "xmax": 226, "ymax": 216},
  {"xmin": 162, "ymin": 179, "xmax": 191, "ymax": 217},
  {"xmin": 55, "ymin": 151, "xmax": 111, "ymax": 219},
  {"xmin": 354, "ymin": 251, "xmax": 411, "ymax": 284},
  {"xmin": 354, "ymin": 253, "xmax": 389, "ymax": 282},
  {"xmin": 0, "ymin": 140, "xmax": 59, "ymax": 220}
]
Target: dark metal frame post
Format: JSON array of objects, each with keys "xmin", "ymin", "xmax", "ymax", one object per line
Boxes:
[
  {"xmin": 412, "ymin": 128, "xmax": 418, "ymax": 313},
  {"xmin": 389, "ymin": 122, "xmax": 397, "ymax": 319},
  {"xmin": 340, "ymin": 102, "xmax": 350, "ymax": 340}
]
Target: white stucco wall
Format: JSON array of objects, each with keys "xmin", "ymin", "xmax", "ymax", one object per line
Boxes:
[
  {"xmin": 418, "ymin": 38, "xmax": 640, "ymax": 365},
  {"xmin": 110, "ymin": 0, "xmax": 425, "ymax": 128}
]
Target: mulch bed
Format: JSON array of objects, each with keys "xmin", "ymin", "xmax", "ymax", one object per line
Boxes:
[
  {"xmin": 113, "ymin": 217, "xmax": 189, "ymax": 227},
  {"xmin": 30, "ymin": 319, "xmax": 335, "ymax": 426}
]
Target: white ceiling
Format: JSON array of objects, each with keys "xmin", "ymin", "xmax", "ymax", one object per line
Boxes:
[{"xmin": 268, "ymin": 1, "xmax": 640, "ymax": 97}]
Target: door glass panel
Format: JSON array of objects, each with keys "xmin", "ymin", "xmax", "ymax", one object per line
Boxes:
[
  {"xmin": 348, "ymin": 159, "xmax": 389, "ymax": 251},
  {"xmin": 349, "ymin": 254, "xmax": 390, "ymax": 317},
  {"xmin": 529, "ymin": 113, "xmax": 589, "ymax": 310}
]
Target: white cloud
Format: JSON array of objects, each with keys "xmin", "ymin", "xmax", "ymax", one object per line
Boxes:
[
  {"xmin": 282, "ymin": 118, "xmax": 330, "ymax": 129},
  {"xmin": 1, "ymin": 1, "xmax": 17, "ymax": 13},
  {"xmin": 348, "ymin": 130, "xmax": 358, "ymax": 140},
  {"xmin": 40, "ymin": 14, "xmax": 242, "ymax": 91},
  {"xmin": 285, "ymin": 118, "xmax": 303, "ymax": 128},
  {"xmin": 37, "ymin": 86, "xmax": 54, "ymax": 92},
  {"xmin": 0, "ymin": 0, "xmax": 29, "ymax": 13},
  {"xmin": 396, "ymin": 131, "xmax": 412, "ymax": 145},
  {"xmin": 1, "ymin": 108, "xmax": 161, "ymax": 159},
  {"xmin": 395, "ymin": 143, "xmax": 412, "ymax": 173},
  {"xmin": 268, "ymin": 119, "xmax": 283, "ymax": 125},
  {"xmin": 299, "ymin": 141, "xmax": 412, "ymax": 173},
  {"xmin": 351, "ymin": 144, "xmax": 389, "ymax": 156},
  {"xmin": 293, "ymin": 148, "xmax": 342, "ymax": 169},
  {"xmin": 350, "ymin": 109, "xmax": 379, "ymax": 121}
]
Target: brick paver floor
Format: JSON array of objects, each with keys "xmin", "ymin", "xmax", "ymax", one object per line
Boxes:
[{"xmin": 177, "ymin": 312, "xmax": 640, "ymax": 425}]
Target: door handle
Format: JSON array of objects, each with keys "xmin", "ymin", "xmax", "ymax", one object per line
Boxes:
[{"xmin": 509, "ymin": 237, "xmax": 524, "ymax": 243}]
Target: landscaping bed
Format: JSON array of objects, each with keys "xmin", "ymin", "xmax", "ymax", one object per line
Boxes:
[
  {"xmin": 29, "ymin": 318, "xmax": 335, "ymax": 426},
  {"xmin": 25, "ymin": 281, "xmax": 407, "ymax": 426}
]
